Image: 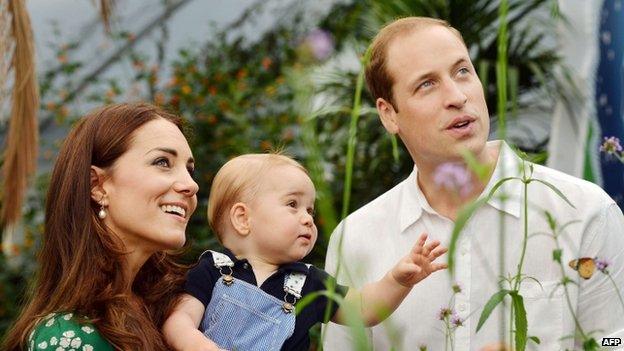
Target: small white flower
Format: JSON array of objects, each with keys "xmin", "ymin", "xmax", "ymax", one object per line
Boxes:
[
  {"xmin": 55, "ymin": 347, "xmax": 64, "ymax": 351},
  {"xmin": 62, "ymin": 330, "xmax": 75, "ymax": 338},
  {"xmin": 62, "ymin": 313, "xmax": 73, "ymax": 321},
  {"xmin": 45, "ymin": 318, "xmax": 55, "ymax": 327},
  {"xmin": 70, "ymin": 337, "xmax": 82, "ymax": 348},
  {"xmin": 37, "ymin": 341, "xmax": 48, "ymax": 349},
  {"xmin": 81, "ymin": 326, "xmax": 94, "ymax": 334},
  {"xmin": 50, "ymin": 337, "xmax": 58, "ymax": 345},
  {"xmin": 82, "ymin": 345, "xmax": 94, "ymax": 351},
  {"xmin": 59, "ymin": 337, "xmax": 71, "ymax": 348}
]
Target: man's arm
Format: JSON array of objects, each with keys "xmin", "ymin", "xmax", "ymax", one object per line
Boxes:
[{"xmin": 162, "ymin": 294, "xmax": 226, "ymax": 351}]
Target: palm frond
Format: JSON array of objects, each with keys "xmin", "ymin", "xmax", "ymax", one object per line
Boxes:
[{"xmin": 1, "ymin": 0, "xmax": 39, "ymax": 227}]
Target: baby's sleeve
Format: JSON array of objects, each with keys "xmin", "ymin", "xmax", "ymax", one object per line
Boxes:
[
  {"xmin": 184, "ymin": 254, "xmax": 219, "ymax": 307},
  {"xmin": 305, "ymin": 266, "xmax": 350, "ymax": 323}
]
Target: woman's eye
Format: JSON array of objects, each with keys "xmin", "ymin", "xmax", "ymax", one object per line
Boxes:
[{"xmin": 153, "ymin": 157, "xmax": 170, "ymax": 167}]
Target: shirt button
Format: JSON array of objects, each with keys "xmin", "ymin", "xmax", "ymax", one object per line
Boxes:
[
  {"xmin": 243, "ymin": 263, "xmax": 249, "ymax": 269},
  {"xmin": 458, "ymin": 304, "xmax": 466, "ymax": 312}
]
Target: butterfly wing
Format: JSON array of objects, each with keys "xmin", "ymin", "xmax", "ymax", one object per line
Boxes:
[{"xmin": 577, "ymin": 258, "xmax": 596, "ymax": 279}]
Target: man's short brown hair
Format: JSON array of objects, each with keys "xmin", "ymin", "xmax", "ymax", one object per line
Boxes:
[{"xmin": 365, "ymin": 17, "xmax": 466, "ymax": 109}]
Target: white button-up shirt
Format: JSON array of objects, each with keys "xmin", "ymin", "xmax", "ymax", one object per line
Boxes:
[{"xmin": 324, "ymin": 141, "xmax": 624, "ymax": 350}]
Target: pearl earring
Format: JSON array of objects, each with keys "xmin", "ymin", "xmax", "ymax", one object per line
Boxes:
[{"xmin": 98, "ymin": 204, "xmax": 107, "ymax": 219}]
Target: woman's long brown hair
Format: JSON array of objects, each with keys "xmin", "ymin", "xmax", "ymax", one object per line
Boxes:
[{"xmin": 3, "ymin": 103, "xmax": 190, "ymax": 350}]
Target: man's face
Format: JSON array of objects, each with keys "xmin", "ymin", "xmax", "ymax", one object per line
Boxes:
[{"xmin": 377, "ymin": 25, "xmax": 490, "ymax": 166}]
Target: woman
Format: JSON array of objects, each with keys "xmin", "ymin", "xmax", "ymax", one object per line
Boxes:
[{"xmin": 3, "ymin": 103, "xmax": 199, "ymax": 350}]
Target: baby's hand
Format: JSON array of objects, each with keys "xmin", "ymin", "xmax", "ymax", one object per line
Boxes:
[{"xmin": 391, "ymin": 232, "xmax": 447, "ymax": 287}]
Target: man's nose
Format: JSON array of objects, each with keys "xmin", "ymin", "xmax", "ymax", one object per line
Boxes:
[{"xmin": 444, "ymin": 80, "xmax": 468, "ymax": 109}]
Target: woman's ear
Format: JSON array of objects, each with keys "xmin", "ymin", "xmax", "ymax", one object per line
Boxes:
[
  {"xmin": 229, "ymin": 202, "xmax": 251, "ymax": 236},
  {"xmin": 90, "ymin": 166, "xmax": 107, "ymax": 204}
]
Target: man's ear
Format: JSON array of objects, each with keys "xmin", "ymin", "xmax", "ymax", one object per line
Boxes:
[
  {"xmin": 376, "ymin": 97, "xmax": 399, "ymax": 135},
  {"xmin": 229, "ymin": 202, "xmax": 251, "ymax": 236},
  {"xmin": 90, "ymin": 166, "xmax": 108, "ymax": 204}
]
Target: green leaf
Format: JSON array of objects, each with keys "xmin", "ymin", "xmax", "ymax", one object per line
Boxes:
[
  {"xmin": 582, "ymin": 338, "xmax": 599, "ymax": 351},
  {"xmin": 529, "ymin": 336, "xmax": 541, "ymax": 344},
  {"xmin": 460, "ymin": 149, "xmax": 490, "ymax": 181},
  {"xmin": 511, "ymin": 291, "xmax": 528, "ymax": 351},
  {"xmin": 552, "ymin": 249, "xmax": 562, "ymax": 263},
  {"xmin": 530, "ymin": 179, "xmax": 576, "ymax": 209},
  {"xmin": 476, "ymin": 290, "xmax": 510, "ymax": 332},
  {"xmin": 448, "ymin": 196, "xmax": 489, "ymax": 276},
  {"xmin": 543, "ymin": 210, "xmax": 556, "ymax": 231},
  {"xmin": 448, "ymin": 177, "xmax": 519, "ymax": 276}
]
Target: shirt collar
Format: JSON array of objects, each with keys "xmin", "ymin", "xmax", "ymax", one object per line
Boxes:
[
  {"xmin": 479, "ymin": 140, "xmax": 522, "ymax": 218},
  {"xmin": 400, "ymin": 140, "xmax": 522, "ymax": 232},
  {"xmin": 221, "ymin": 247, "xmax": 309, "ymax": 274}
]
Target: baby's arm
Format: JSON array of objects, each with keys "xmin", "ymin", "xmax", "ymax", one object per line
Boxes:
[
  {"xmin": 163, "ymin": 294, "xmax": 226, "ymax": 351},
  {"xmin": 332, "ymin": 233, "xmax": 447, "ymax": 326}
]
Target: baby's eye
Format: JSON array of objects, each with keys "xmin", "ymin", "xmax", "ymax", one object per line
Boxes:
[
  {"xmin": 153, "ymin": 157, "xmax": 171, "ymax": 168},
  {"xmin": 287, "ymin": 200, "xmax": 297, "ymax": 208},
  {"xmin": 307, "ymin": 208, "xmax": 315, "ymax": 216},
  {"xmin": 187, "ymin": 166, "xmax": 196, "ymax": 177}
]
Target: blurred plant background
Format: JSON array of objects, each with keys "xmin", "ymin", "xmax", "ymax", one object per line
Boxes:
[{"xmin": 1, "ymin": 0, "xmax": 619, "ymax": 347}]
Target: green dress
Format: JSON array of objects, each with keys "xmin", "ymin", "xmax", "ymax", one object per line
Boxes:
[{"xmin": 28, "ymin": 312, "xmax": 113, "ymax": 351}]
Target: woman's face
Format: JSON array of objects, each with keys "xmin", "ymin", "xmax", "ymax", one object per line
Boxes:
[{"xmin": 99, "ymin": 118, "xmax": 198, "ymax": 253}]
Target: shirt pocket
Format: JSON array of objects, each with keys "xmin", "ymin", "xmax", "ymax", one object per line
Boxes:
[{"xmin": 518, "ymin": 280, "xmax": 564, "ymax": 351}]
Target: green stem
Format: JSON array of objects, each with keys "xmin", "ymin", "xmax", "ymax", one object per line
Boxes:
[
  {"xmin": 606, "ymin": 272, "xmax": 624, "ymax": 314},
  {"xmin": 553, "ymin": 232, "xmax": 587, "ymax": 339},
  {"xmin": 496, "ymin": 0, "xmax": 510, "ymax": 343}
]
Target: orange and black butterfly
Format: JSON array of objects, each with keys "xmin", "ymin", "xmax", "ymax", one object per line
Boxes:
[{"xmin": 568, "ymin": 257, "xmax": 596, "ymax": 279}]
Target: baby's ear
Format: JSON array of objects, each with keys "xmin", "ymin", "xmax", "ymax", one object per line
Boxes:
[{"xmin": 229, "ymin": 202, "xmax": 250, "ymax": 236}]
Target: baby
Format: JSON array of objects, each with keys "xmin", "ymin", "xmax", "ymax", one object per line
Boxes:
[{"xmin": 163, "ymin": 154, "xmax": 447, "ymax": 351}]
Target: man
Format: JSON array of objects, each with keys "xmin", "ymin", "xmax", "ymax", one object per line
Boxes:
[{"xmin": 323, "ymin": 17, "xmax": 624, "ymax": 350}]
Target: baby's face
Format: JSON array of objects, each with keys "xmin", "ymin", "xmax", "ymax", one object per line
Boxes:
[{"xmin": 246, "ymin": 164, "xmax": 318, "ymax": 264}]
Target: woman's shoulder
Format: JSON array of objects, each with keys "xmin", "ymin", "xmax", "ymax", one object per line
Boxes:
[{"xmin": 28, "ymin": 312, "xmax": 113, "ymax": 351}]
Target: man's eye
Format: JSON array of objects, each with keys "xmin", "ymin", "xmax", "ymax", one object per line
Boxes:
[
  {"xmin": 458, "ymin": 67, "xmax": 470, "ymax": 75},
  {"xmin": 418, "ymin": 80, "xmax": 434, "ymax": 91}
]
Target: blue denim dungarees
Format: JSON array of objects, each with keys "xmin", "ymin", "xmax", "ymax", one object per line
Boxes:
[{"xmin": 200, "ymin": 251, "xmax": 309, "ymax": 351}]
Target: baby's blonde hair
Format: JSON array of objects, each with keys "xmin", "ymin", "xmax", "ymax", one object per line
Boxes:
[{"xmin": 207, "ymin": 153, "xmax": 308, "ymax": 242}]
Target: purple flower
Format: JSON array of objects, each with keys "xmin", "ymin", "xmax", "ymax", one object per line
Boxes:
[
  {"xmin": 595, "ymin": 257, "xmax": 611, "ymax": 273},
  {"xmin": 450, "ymin": 312, "xmax": 464, "ymax": 327},
  {"xmin": 433, "ymin": 163, "xmax": 473, "ymax": 197},
  {"xmin": 600, "ymin": 136, "xmax": 623, "ymax": 155},
  {"xmin": 303, "ymin": 29, "xmax": 334, "ymax": 61},
  {"xmin": 438, "ymin": 307, "xmax": 453, "ymax": 321}
]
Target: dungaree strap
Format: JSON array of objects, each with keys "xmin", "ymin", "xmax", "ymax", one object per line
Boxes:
[
  {"xmin": 283, "ymin": 264, "xmax": 311, "ymax": 299},
  {"xmin": 204, "ymin": 250, "xmax": 235, "ymax": 268}
]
